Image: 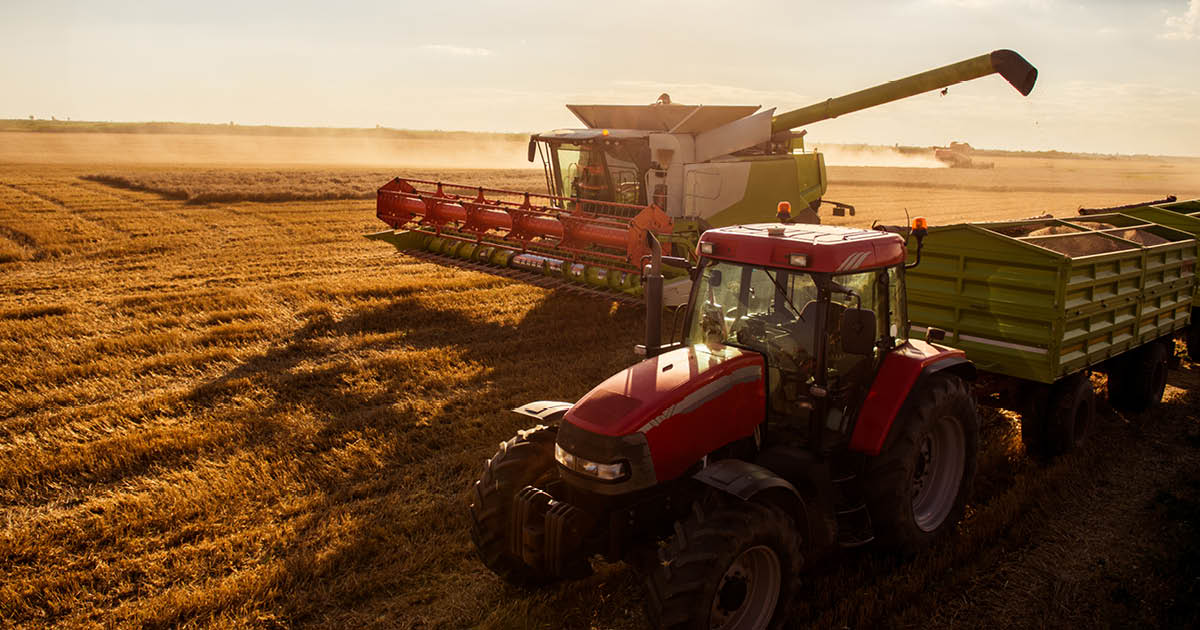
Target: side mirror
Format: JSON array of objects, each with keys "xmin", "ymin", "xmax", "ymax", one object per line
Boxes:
[
  {"xmin": 840, "ymin": 308, "xmax": 877, "ymax": 355},
  {"xmin": 527, "ymin": 136, "xmax": 538, "ymax": 163},
  {"xmin": 661, "ymin": 256, "xmax": 694, "ymax": 274}
]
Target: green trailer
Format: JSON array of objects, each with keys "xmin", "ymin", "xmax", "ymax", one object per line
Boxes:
[
  {"xmin": 1095, "ymin": 198, "xmax": 1200, "ymax": 360},
  {"xmin": 904, "ymin": 208, "xmax": 1198, "ymax": 455}
]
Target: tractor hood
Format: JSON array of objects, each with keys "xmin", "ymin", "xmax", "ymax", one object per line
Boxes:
[{"xmin": 563, "ymin": 344, "xmax": 766, "ymax": 482}]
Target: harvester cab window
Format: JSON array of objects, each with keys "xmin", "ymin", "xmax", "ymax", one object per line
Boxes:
[
  {"xmin": 553, "ymin": 144, "xmax": 583, "ymax": 201},
  {"xmin": 605, "ymin": 152, "xmax": 640, "ymax": 205},
  {"xmin": 546, "ymin": 139, "xmax": 651, "ymax": 209}
]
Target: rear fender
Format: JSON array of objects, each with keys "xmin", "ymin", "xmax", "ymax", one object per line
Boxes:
[
  {"xmin": 848, "ymin": 340, "xmax": 975, "ymax": 456},
  {"xmin": 512, "ymin": 400, "xmax": 574, "ymax": 424},
  {"xmin": 693, "ymin": 459, "xmax": 807, "ymax": 529}
]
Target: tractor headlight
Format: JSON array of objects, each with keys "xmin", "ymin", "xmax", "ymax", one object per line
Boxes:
[{"xmin": 555, "ymin": 444, "xmax": 628, "ymax": 481}]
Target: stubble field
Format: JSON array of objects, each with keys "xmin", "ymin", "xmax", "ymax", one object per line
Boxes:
[{"xmin": 1, "ymin": 132, "xmax": 1198, "ymax": 629}]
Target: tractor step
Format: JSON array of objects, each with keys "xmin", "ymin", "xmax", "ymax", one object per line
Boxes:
[{"xmin": 831, "ymin": 472, "xmax": 876, "ymax": 548}]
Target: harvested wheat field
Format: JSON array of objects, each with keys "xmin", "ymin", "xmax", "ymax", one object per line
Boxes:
[{"xmin": 1, "ymin": 132, "xmax": 1199, "ymax": 629}]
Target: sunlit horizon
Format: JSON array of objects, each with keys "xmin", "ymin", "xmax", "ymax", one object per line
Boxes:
[{"xmin": 3, "ymin": 0, "xmax": 1198, "ymax": 156}]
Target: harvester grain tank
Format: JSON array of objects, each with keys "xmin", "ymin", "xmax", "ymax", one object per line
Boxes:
[{"xmin": 368, "ymin": 50, "xmax": 1037, "ymax": 301}]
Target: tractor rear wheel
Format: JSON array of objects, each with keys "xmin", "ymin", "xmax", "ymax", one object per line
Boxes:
[
  {"xmin": 1108, "ymin": 342, "xmax": 1169, "ymax": 414},
  {"xmin": 643, "ymin": 499, "xmax": 802, "ymax": 630},
  {"xmin": 862, "ymin": 373, "xmax": 978, "ymax": 554},
  {"xmin": 468, "ymin": 424, "xmax": 559, "ymax": 585}
]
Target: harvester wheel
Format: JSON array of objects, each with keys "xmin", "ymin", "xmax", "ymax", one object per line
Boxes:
[
  {"xmin": 468, "ymin": 424, "xmax": 559, "ymax": 585},
  {"xmin": 862, "ymin": 373, "xmax": 978, "ymax": 554},
  {"xmin": 643, "ymin": 498, "xmax": 802, "ymax": 630},
  {"xmin": 1108, "ymin": 342, "xmax": 1168, "ymax": 414}
]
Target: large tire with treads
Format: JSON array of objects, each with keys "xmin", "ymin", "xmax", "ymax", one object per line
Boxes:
[
  {"xmin": 1045, "ymin": 372, "xmax": 1095, "ymax": 454},
  {"xmin": 643, "ymin": 499, "xmax": 803, "ymax": 630},
  {"xmin": 862, "ymin": 372, "xmax": 978, "ymax": 554},
  {"xmin": 1188, "ymin": 309, "xmax": 1200, "ymax": 362},
  {"xmin": 468, "ymin": 424, "xmax": 559, "ymax": 585},
  {"xmin": 1108, "ymin": 341, "xmax": 1168, "ymax": 414}
]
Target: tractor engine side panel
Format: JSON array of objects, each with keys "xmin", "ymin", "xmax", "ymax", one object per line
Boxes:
[
  {"xmin": 641, "ymin": 358, "xmax": 766, "ymax": 482},
  {"xmin": 848, "ymin": 340, "xmax": 969, "ymax": 456},
  {"xmin": 564, "ymin": 345, "xmax": 767, "ymax": 484}
]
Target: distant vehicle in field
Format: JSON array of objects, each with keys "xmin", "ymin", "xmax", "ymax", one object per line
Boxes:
[{"xmin": 935, "ymin": 141, "xmax": 994, "ymax": 169}]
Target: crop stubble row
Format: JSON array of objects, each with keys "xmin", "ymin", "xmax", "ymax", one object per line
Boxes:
[{"xmin": 0, "ymin": 159, "xmax": 1196, "ymax": 628}]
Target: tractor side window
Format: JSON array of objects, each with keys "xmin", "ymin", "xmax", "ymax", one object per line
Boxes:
[
  {"xmin": 888, "ymin": 266, "xmax": 906, "ymax": 342},
  {"xmin": 829, "ymin": 270, "xmax": 883, "ymax": 375}
]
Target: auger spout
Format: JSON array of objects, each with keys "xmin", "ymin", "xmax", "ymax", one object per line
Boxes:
[{"xmin": 770, "ymin": 49, "xmax": 1037, "ymax": 134}]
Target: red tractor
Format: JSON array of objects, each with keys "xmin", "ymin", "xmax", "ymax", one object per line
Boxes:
[{"xmin": 469, "ymin": 215, "xmax": 978, "ymax": 629}]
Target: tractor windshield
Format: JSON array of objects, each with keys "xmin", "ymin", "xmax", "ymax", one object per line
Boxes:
[{"xmin": 686, "ymin": 261, "xmax": 820, "ymax": 377}]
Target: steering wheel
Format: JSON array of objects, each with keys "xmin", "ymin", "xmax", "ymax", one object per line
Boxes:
[{"xmin": 726, "ymin": 306, "xmax": 750, "ymax": 339}]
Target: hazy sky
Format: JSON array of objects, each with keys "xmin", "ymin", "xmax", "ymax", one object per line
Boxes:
[{"xmin": 2, "ymin": 0, "xmax": 1198, "ymax": 155}]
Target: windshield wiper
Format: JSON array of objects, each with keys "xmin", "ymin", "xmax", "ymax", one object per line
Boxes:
[{"xmin": 763, "ymin": 269, "xmax": 806, "ymax": 321}]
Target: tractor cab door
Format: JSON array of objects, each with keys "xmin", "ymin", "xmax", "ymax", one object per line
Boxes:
[{"xmin": 823, "ymin": 266, "xmax": 906, "ymax": 436}]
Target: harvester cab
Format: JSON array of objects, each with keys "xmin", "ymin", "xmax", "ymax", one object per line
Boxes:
[
  {"xmin": 369, "ymin": 50, "xmax": 1037, "ymax": 303},
  {"xmin": 529, "ymin": 128, "xmax": 652, "ymax": 207}
]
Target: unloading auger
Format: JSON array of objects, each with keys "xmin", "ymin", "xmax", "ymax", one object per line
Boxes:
[{"xmin": 367, "ymin": 50, "xmax": 1037, "ymax": 302}]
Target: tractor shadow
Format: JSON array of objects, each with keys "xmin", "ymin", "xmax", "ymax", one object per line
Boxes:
[{"xmin": 173, "ymin": 288, "xmax": 643, "ymax": 626}]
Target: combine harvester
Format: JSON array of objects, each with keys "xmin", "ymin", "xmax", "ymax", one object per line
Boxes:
[{"xmin": 367, "ymin": 50, "xmax": 1037, "ymax": 302}]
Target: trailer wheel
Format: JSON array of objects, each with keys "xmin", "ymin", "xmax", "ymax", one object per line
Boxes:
[
  {"xmin": 1108, "ymin": 342, "xmax": 1168, "ymax": 414},
  {"xmin": 468, "ymin": 424, "xmax": 559, "ymax": 585},
  {"xmin": 1187, "ymin": 312, "xmax": 1200, "ymax": 362},
  {"xmin": 862, "ymin": 373, "xmax": 978, "ymax": 554},
  {"xmin": 1047, "ymin": 372, "xmax": 1096, "ymax": 454},
  {"xmin": 643, "ymin": 499, "xmax": 802, "ymax": 630}
]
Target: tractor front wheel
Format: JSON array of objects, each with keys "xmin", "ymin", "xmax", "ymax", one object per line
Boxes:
[
  {"xmin": 643, "ymin": 499, "xmax": 802, "ymax": 630},
  {"xmin": 468, "ymin": 424, "xmax": 559, "ymax": 585},
  {"xmin": 862, "ymin": 373, "xmax": 978, "ymax": 554}
]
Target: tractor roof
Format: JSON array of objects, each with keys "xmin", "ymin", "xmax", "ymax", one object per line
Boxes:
[
  {"xmin": 699, "ymin": 223, "xmax": 907, "ymax": 274},
  {"xmin": 566, "ymin": 103, "xmax": 760, "ymax": 133}
]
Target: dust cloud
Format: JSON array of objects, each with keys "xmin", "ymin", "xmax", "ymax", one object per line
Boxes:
[
  {"xmin": 816, "ymin": 144, "xmax": 946, "ymax": 168},
  {"xmin": 0, "ymin": 132, "xmax": 537, "ymax": 169},
  {"xmin": 3, "ymin": 132, "xmax": 958, "ymax": 170}
]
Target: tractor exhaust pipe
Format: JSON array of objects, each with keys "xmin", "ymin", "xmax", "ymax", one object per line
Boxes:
[{"xmin": 640, "ymin": 233, "xmax": 664, "ymax": 358}]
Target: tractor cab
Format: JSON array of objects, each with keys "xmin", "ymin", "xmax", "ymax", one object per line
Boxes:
[{"xmin": 681, "ymin": 223, "xmax": 908, "ymax": 447}]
